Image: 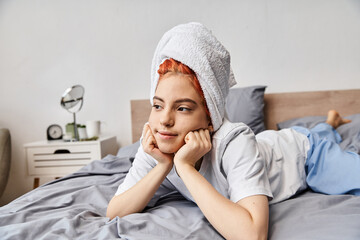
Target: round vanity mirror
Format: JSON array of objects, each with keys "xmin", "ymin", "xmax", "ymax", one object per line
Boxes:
[
  {"xmin": 60, "ymin": 85, "xmax": 85, "ymax": 141},
  {"xmin": 61, "ymin": 85, "xmax": 84, "ymax": 113}
]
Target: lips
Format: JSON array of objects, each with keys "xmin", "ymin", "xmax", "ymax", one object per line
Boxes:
[{"xmin": 157, "ymin": 131, "xmax": 178, "ymax": 140}]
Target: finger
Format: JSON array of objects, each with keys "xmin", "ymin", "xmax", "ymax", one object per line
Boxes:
[
  {"xmin": 145, "ymin": 131, "xmax": 153, "ymax": 145},
  {"xmin": 199, "ymin": 129, "xmax": 211, "ymax": 150},
  {"xmin": 196, "ymin": 129, "xmax": 211, "ymax": 151},
  {"xmin": 144, "ymin": 125, "xmax": 156, "ymax": 143},
  {"xmin": 194, "ymin": 131, "xmax": 206, "ymax": 149},
  {"xmin": 142, "ymin": 131, "xmax": 151, "ymax": 150},
  {"xmin": 142, "ymin": 127, "xmax": 151, "ymax": 142},
  {"xmin": 151, "ymin": 135, "xmax": 159, "ymax": 148},
  {"xmin": 202, "ymin": 129, "xmax": 211, "ymax": 143},
  {"xmin": 206, "ymin": 129, "xmax": 211, "ymax": 142},
  {"xmin": 141, "ymin": 129, "xmax": 149, "ymax": 146},
  {"xmin": 142, "ymin": 123, "xmax": 150, "ymax": 137},
  {"xmin": 144, "ymin": 134, "xmax": 158, "ymax": 152},
  {"xmin": 142, "ymin": 125, "xmax": 156, "ymax": 149},
  {"xmin": 197, "ymin": 129, "xmax": 206, "ymax": 141},
  {"xmin": 192, "ymin": 129, "xmax": 207, "ymax": 142},
  {"xmin": 184, "ymin": 131, "xmax": 194, "ymax": 143},
  {"xmin": 193, "ymin": 131, "xmax": 202, "ymax": 146},
  {"xmin": 142, "ymin": 124, "xmax": 151, "ymax": 140},
  {"xmin": 204, "ymin": 129, "xmax": 212, "ymax": 150},
  {"xmin": 146, "ymin": 135, "xmax": 155, "ymax": 148},
  {"xmin": 145, "ymin": 127, "xmax": 157, "ymax": 146},
  {"xmin": 193, "ymin": 130, "xmax": 201, "ymax": 139}
]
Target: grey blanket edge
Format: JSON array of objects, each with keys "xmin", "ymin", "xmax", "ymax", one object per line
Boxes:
[{"xmin": 0, "ymin": 154, "xmax": 359, "ymax": 240}]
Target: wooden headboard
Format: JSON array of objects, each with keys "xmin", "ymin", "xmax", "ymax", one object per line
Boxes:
[{"xmin": 131, "ymin": 89, "xmax": 360, "ymax": 143}]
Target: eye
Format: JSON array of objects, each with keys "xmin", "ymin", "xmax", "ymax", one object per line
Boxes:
[
  {"xmin": 178, "ymin": 107, "xmax": 191, "ymax": 112},
  {"xmin": 152, "ymin": 104, "xmax": 162, "ymax": 110}
]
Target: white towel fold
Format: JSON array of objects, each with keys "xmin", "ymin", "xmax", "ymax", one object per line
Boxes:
[{"xmin": 150, "ymin": 22, "xmax": 236, "ymax": 131}]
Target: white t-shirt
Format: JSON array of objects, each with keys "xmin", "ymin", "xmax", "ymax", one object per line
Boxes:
[
  {"xmin": 115, "ymin": 119, "xmax": 273, "ymax": 206},
  {"xmin": 256, "ymin": 128, "xmax": 310, "ymax": 204},
  {"xmin": 115, "ymin": 119, "xmax": 310, "ymax": 205}
]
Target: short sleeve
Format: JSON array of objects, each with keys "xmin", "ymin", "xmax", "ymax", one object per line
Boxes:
[
  {"xmin": 222, "ymin": 127, "xmax": 273, "ymax": 203},
  {"xmin": 114, "ymin": 144, "xmax": 175, "ymax": 206}
]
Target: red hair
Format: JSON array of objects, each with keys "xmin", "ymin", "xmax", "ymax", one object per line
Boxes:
[{"xmin": 157, "ymin": 58, "xmax": 211, "ymax": 119}]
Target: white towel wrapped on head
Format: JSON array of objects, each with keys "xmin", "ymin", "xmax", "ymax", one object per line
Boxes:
[{"xmin": 150, "ymin": 22, "xmax": 237, "ymax": 131}]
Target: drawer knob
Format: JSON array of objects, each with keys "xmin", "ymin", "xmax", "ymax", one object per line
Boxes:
[{"xmin": 54, "ymin": 149, "xmax": 71, "ymax": 154}]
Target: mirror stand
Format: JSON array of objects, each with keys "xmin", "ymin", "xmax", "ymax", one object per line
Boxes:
[{"xmin": 73, "ymin": 112, "xmax": 79, "ymax": 141}]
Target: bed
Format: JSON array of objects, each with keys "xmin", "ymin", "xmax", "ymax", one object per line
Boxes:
[{"xmin": 0, "ymin": 87, "xmax": 360, "ymax": 239}]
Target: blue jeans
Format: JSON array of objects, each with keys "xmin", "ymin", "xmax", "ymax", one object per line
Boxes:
[{"xmin": 293, "ymin": 123, "xmax": 360, "ymax": 195}]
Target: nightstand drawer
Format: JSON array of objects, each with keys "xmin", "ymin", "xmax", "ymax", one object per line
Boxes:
[
  {"xmin": 27, "ymin": 144, "xmax": 100, "ymax": 175},
  {"xmin": 24, "ymin": 136, "xmax": 117, "ymax": 182}
]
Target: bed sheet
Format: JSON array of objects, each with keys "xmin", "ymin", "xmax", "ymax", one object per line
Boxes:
[
  {"xmin": 0, "ymin": 155, "xmax": 221, "ymax": 240},
  {"xmin": 0, "ymin": 146, "xmax": 359, "ymax": 239},
  {"xmin": 269, "ymin": 191, "xmax": 360, "ymax": 239}
]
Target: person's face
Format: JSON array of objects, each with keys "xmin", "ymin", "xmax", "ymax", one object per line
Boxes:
[{"xmin": 148, "ymin": 73, "xmax": 210, "ymax": 154}]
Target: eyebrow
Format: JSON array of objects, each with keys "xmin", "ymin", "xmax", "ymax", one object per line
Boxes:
[{"xmin": 153, "ymin": 96, "xmax": 198, "ymax": 105}]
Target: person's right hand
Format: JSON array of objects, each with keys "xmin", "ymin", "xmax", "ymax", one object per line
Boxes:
[{"xmin": 142, "ymin": 124, "xmax": 174, "ymax": 166}]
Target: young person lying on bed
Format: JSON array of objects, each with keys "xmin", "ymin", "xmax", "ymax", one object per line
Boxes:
[{"xmin": 107, "ymin": 22, "xmax": 360, "ymax": 240}]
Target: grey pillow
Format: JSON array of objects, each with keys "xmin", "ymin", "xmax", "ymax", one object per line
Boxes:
[
  {"xmin": 225, "ymin": 86, "xmax": 267, "ymax": 134},
  {"xmin": 277, "ymin": 113, "xmax": 360, "ymax": 154}
]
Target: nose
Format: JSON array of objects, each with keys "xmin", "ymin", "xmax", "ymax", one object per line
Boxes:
[{"xmin": 160, "ymin": 109, "xmax": 174, "ymax": 127}]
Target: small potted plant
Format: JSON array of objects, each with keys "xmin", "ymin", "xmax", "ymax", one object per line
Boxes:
[{"xmin": 78, "ymin": 125, "xmax": 87, "ymax": 140}]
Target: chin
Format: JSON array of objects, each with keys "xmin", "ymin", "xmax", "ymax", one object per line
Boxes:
[{"xmin": 157, "ymin": 142, "xmax": 183, "ymax": 154}]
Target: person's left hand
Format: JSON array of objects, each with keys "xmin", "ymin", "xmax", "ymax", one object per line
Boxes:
[{"xmin": 174, "ymin": 129, "xmax": 212, "ymax": 168}]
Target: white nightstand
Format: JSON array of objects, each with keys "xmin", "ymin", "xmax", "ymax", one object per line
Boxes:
[{"xmin": 24, "ymin": 136, "xmax": 117, "ymax": 188}]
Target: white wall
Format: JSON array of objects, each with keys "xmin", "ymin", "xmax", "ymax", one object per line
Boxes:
[{"xmin": 0, "ymin": 0, "xmax": 359, "ymax": 205}]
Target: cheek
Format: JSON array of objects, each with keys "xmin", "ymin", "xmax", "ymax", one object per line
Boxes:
[
  {"xmin": 188, "ymin": 113, "xmax": 210, "ymax": 129},
  {"xmin": 148, "ymin": 112, "xmax": 157, "ymax": 129}
]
